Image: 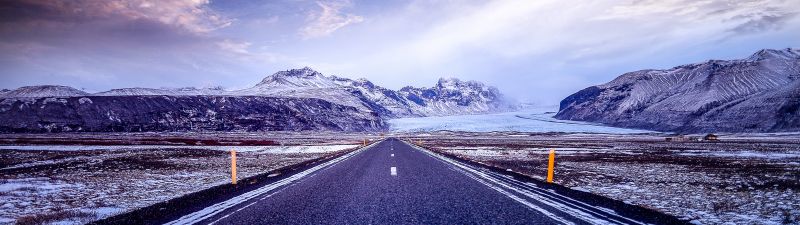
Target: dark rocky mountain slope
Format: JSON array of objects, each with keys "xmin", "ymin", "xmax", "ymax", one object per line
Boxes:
[
  {"xmin": 0, "ymin": 96, "xmax": 384, "ymax": 133},
  {"xmin": 555, "ymin": 48, "xmax": 800, "ymax": 133}
]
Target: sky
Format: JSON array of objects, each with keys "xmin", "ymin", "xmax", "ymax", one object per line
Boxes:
[{"xmin": 0, "ymin": 0, "xmax": 798, "ymax": 105}]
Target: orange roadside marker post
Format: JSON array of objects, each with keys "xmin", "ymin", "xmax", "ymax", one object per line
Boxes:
[
  {"xmin": 231, "ymin": 149, "xmax": 237, "ymax": 185},
  {"xmin": 547, "ymin": 149, "xmax": 555, "ymax": 183}
]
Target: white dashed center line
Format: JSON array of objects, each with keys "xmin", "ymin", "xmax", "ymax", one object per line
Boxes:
[
  {"xmin": 391, "ymin": 154, "xmax": 394, "ymax": 157},
  {"xmin": 390, "ymin": 167, "xmax": 397, "ymax": 176}
]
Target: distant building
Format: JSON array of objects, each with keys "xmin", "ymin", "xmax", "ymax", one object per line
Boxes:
[
  {"xmin": 704, "ymin": 133, "xmax": 719, "ymax": 141},
  {"xmin": 666, "ymin": 135, "xmax": 687, "ymax": 142},
  {"xmin": 666, "ymin": 135, "xmax": 701, "ymax": 142}
]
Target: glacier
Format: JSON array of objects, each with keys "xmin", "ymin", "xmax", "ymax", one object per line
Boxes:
[{"xmin": 389, "ymin": 106, "xmax": 653, "ymax": 133}]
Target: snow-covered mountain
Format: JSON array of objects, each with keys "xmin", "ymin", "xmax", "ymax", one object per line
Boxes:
[
  {"xmin": 0, "ymin": 68, "xmax": 512, "ymax": 132},
  {"xmin": 229, "ymin": 67, "xmax": 513, "ymax": 117},
  {"xmin": 1, "ymin": 85, "xmax": 89, "ymax": 98},
  {"xmin": 233, "ymin": 68, "xmax": 377, "ymax": 113},
  {"xmin": 555, "ymin": 48, "xmax": 800, "ymax": 133},
  {"xmin": 4, "ymin": 67, "xmax": 511, "ymax": 118},
  {"xmin": 95, "ymin": 86, "xmax": 226, "ymax": 96},
  {"xmin": 398, "ymin": 78, "xmax": 508, "ymax": 116}
]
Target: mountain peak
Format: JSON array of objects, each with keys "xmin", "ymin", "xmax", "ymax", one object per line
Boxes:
[
  {"xmin": 437, "ymin": 77, "xmax": 462, "ymax": 88},
  {"xmin": 257, "ymin": 67, "xmax": 328, "ymax": 87},
  {"xmin": 438, "ymin": 77, "xmax": 461, "ymax": 83},
  {"xmin": 747, "ymin": 48, "xmax": 799, "ymax": 61},
  {"xmin": 436, "ymin": 77, "xmax": 486, "ymax": 90},
  {"xmin": 269, "ymin": 67, "xmax": 321, "ymax": 78},
  {"xmin": 2, "ymin": 85, "xmax": 89, "ymax": 98},
  {"xmin": 253, "ymin": 67, "xmax": 340, "ymax": 89}
]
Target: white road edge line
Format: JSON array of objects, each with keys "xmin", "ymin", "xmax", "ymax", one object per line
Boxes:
[
  {"xmin": 481, "ymin": 172, "xmax": 642, "ymax": 224},
  {"xmin": 408, "ymin": 143, "xmax": 575, "ymax": 225},
  {"xmin": 164, "ymin": 141, "xmax": 380, "ymax": 225},
  {"xmin": 406, "ymin": 140, "xmax": 644, "ymax": 225}
]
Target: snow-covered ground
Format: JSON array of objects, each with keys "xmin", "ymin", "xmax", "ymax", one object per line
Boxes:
[
  {"xmin": 0, "ymin": 144, "xmax": 358, "ymax": 224},
  {"xmin": 389, "ymin": 107, "xmax": 654, "ymax": 133}
]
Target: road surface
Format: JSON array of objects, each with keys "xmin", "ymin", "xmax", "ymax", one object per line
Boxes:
[{"xmin": 165, "ymin": 138, "xmax": 672, "ymax": 225}]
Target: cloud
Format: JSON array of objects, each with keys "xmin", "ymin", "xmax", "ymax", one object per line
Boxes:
[
  {"xmin": 367, "ymin": 0, "xmax": 799, "ymax": 66},
  {"xmin": 318, "ymin": 0, "xmax": 799, "ymax": 103},
  {"xmin": 0, "ymin": 0, "xmax": 247, "ymax": 90},
  {"xmin": 0, "ymin": 0, "xmax": 230, "ymax": 34},
  {"xmin": 215, "ymin": 39, "xmax": 302, "ymax": 66},
  {"xmin": 299, "ymin": 0, "xmax": 364, "ymax": 39},
  {"xmin": 594, "ymin": 0, "xmax": 799, "ymax": 36},
  {"xmin": 1, "ymin": 0, "xmax": 798, "ymax": 104},
  {"xmin": 727, "ymin": 9, "xmax": 798, "ymax": 34},
  {"xmin": 0, "ymin": 0, "xmax": 237, "ymax": 56},
  {"xmin": 217, "ymin": 39, "xmax": 252, "ymax": 54}
]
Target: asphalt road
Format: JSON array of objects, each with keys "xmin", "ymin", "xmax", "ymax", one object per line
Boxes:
[{"xmin": 165, "ymin": 138, "xmax": 669, "ymax": 225}]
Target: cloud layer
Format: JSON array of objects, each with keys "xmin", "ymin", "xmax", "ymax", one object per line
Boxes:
[
  {"xmin": 299, "ymin": 0, "xmax": 364, "ymax": 39},
  {"xmin": 0, "ymin": 0, "xmax": 230, "ymax": 34},
  {"xmin": 1, "ymin": 0, "xmax": 798, "ymax": 104}
]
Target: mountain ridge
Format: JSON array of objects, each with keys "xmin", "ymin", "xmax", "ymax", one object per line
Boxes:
[
  {"xmin": 0, "ymin": 68, "xmax": 513, "ymax": 133},
  {"xmin": 2, "ymin": 67, "xmax": 514, "ymax": 118},
  {"xmin": 0, "ymin": 95, "xmax": 384, "ymax": 133},
  {"xmin": 555, "ymin": 48, "xmax": 800, "ymax": 133}
]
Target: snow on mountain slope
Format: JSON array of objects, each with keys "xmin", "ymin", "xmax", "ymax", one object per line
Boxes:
[
  {"xmin": 555, "ymin": 48, "xmax": 800, "ymax": 133},
  {"xmin": 1, "ymin": 85, "xmax": 89, "ymax": 98},
  {"xmin": 332, "ymin": 77, "xmax": 416, "ymax": 116},
  {"xmin": 233, "ymin": 68, "xmax": 375, "ymax": 112},
  {"xmin": 254, "ymin": 67, "xmax": 339, "ymax": 89},
  {"xmin": 95, "ymin": 88, "xmax": 178, "ymax": 96},
  {"xmin": 95, "ymin": 87, "xmax": 226, "ymax": 96},
  {"xmin": 398, "ymin": 78, "xmax": 509, "ymax": 116},
  {"xmin": 233, "ymin": 67, "xmax": 512, "ymax": 117},
  {"xmin": 1, "ymin": 67, "xmax": 513, "ymax": 119}
]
